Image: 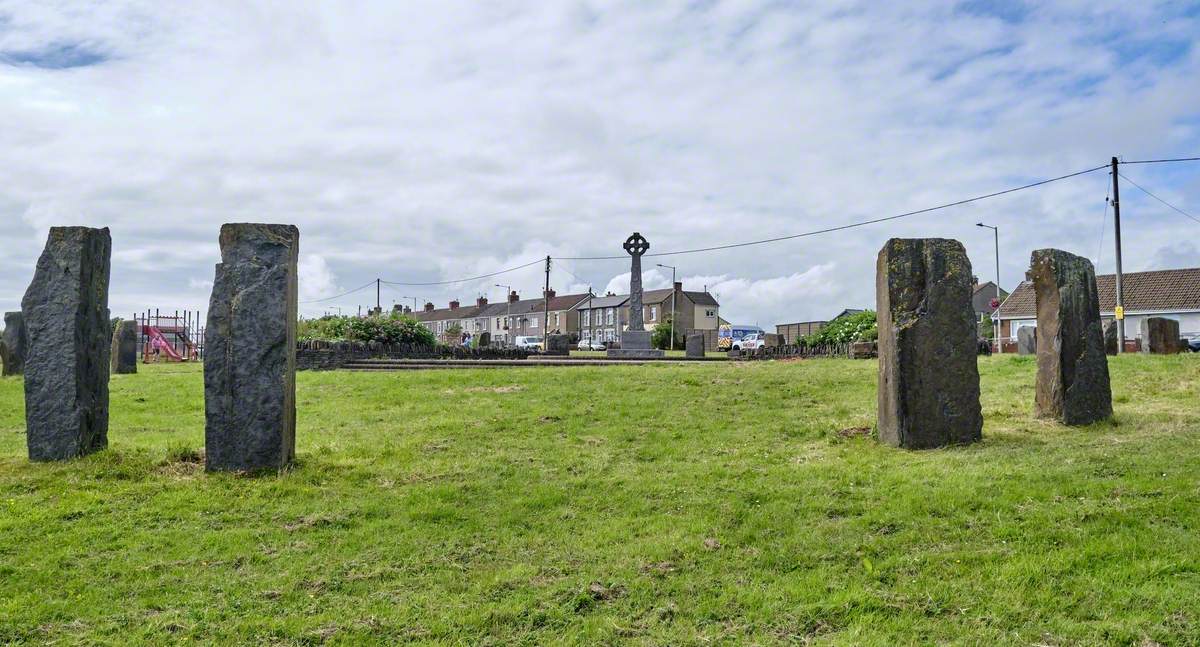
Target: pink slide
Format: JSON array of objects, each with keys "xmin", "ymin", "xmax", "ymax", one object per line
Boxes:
[{"xmin": 143, "ymin": 326, "xmax": 185, "ymax": 361}]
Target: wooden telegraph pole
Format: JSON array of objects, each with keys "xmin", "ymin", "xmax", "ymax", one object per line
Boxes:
[{"xmin": 1111, "ymin": 157, "xmax": 1126, "ymax": 353}]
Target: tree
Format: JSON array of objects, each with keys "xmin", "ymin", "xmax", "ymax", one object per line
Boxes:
[
  {"xmin": 651, "ymin": 316, "xmax": 685, "ymax": 350},
  {"xmin": 803, "ymin": 310, "xmax": 877, "ymax": 345}
]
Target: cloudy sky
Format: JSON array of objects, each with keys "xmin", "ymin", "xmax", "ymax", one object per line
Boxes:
[{"xmin": 1, "ymin": 1, "xmax": 1198, "ymax": 327}]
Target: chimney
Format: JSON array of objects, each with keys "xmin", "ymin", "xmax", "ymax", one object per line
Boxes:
[
  {"xmin": 403, "ymin": 306, "xmax": 412, "ymax": 314},
  {"xmin": 543, "ymin": 288, "xmax": 556, "ymax": 299},
  {"xmin": 449, "ymin": 300, "xmax": 460, "ymax": 310},
  {"xmin": 509, "ymin": 290, "xmax": 520, "ymax": 303},
  {"xmin": 424, "ymin": 302, "xmax": 434, "ymax": 312},
  {"xmin": 392, "ymin": 304, "xmax": 402, "ymax": 313},
  {"xmin": 674, "ymin": 281, "xmax": 682, "ymax": 292},
  {"xmin": 476, "ymin": 296, "xmax": 488, "ymax": 307}
]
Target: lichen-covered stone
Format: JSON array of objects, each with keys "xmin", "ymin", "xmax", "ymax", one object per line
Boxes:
[
  {"xmin": 1017, "ymin": 326, "xmax": 1037, "ymax": 355},
  {"xmin": 111, "ymin": 320, "xmax": 139, "ymax": 374},
  {"xmin": 22, "ymin": 227, "xmax": 111, "ymax": 461},
  {"xmin": 876, "ymin": 238, "xmax": 982, "ymax": 449},
  {"xmin": 1029, "ymin": 249, "xmax": 1111, "ymax": 425},
  {"xmin": 544, "ymin": 334, "xmax": 569, "ymax": 356},
  {"xmin": 1141, "ymin": 317, "xmax": 1182, "ymax": 354},
  {"xmin": 1103, "ymin": 320, "xmax": 1118, "ymax": 356},
  {"xmin": 204, "ymin": 224, "xmax": 299, "ymax": 471},
  {"xmin": 1, "ymin": 311, "xmax": 26, "ymax": 377},
  {"xmin": 685, "ymin": 333, "xmax": 705, "ymax": 358}
]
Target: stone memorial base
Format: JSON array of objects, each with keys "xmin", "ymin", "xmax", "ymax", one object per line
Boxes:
[
  {"xmin": 607, "ymin": 330, "xmax": 664, "ymax": 359},
  {"xmin": 685, "ymin": 333, "xmax": 705, "ymax": 358}
]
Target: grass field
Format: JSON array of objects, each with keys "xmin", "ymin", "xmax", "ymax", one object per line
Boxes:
[{"xmin": 1, "ymin": 355, "xmax": 1199, "ymax": 645}]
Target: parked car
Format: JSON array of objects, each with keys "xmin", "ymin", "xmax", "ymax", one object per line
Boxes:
[
  {"xmin": 732, "ymin": 333, "xmax": 766, "ymax": 351},
  {"xmin": 514, "ymin": 335, "xmax": 543, "ymax": 351},
  {"xmin": 577, "ymin": 339, "xmax": 606, "ymax": 351},
  {"xmin": 1187, "ymin": 335, "xmax": 1200, "ymax": 353}
]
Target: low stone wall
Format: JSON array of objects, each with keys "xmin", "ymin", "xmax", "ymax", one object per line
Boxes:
[
  {"xmin": 731, "ymin": 342, "xmax": 855, "ymax": 360},
  {"xmin": 296, "ymin": 340, "xmax": 531, "ymax": 370}
]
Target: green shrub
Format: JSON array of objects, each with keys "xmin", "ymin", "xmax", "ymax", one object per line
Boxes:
[
  {"xmin": 802, "ymin": 310, "xmax": 877, "ymax": 345},
  {"xmin": 651, "ymin": 317, "xmax": 685, "ymax": 350},
  {"xmin": 299, "ymin": 314, "xmax": 435, "ymax": 346}
]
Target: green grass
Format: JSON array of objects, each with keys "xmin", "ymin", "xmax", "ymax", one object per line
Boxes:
[{"xmin": 1, "ymin": 356, "xmax": 1199, "ymax": 645}]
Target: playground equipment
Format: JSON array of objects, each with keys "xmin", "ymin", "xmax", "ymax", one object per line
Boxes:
[{"xmin": 134, "ymin": 310, "xmax": 203, "ymax": 362}]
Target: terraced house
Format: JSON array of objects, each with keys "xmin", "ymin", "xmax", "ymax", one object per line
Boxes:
[
  {"xmin": 577, "ymin": 282, "xmax": 720, "ymax": 346},
  {"xmin": 415, "ymin": 290, "xmax": 590, "ymax": 345}
]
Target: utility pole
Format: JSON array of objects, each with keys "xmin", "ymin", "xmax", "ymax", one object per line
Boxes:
[
  {"xmin": 1111, "ymin": 156, "xmax": 1126, "ymax": 353},
  {"xmin": 976, "ymin": 223, "xmax": 1000, "ymax": 351},
  {"xmin": 658, "ymin": 263, "xmax": 677, "ymax": 350},
  {"xmin": 543, "ymin": 256, "xmax": 551, "ymax": 341},
  {"xmin": 495, "ymin": 284, "xmax": 512, "ymax": 346},
  {"xmin": 375, "ymin": 278, "xmax": 381, "ymax": 314}
]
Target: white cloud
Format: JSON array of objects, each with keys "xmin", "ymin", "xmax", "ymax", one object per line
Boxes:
[
  {"xmin": 297, "ymin": 254, "xmax": 338, "ymax": 304},
  {"xmin": 0, "ymin": 2, "xmax": 1197, "ymax": 326}
]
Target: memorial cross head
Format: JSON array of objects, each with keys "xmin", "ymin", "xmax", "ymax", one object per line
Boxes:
[{"xmin": 623, "ymin": 232, "xmax": 650, "ymax": 257}]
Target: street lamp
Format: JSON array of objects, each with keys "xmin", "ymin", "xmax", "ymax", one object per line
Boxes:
[
  {"xmin": 399, "ymin": 295, "xmax": 419, "ymax": 314},
  {"xmin": 657, "ymin": 263, "xmax": 677, "ymax": 350},
  {"xmin": 976, "ymin": 223, "xmax": 1001, "ymax": 352},
  {"xmin": 495, "ymin": 284, "xmax": 512, "ymax": 345}
]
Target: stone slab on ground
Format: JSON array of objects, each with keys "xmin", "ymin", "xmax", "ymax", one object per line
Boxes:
[
  {"xmin": 876, "ymin": 238, "xmax": 982, "ymax": 449},
  {"xmin": 22, "ymin": 227, "xmax": 112, "ymax": 461},
  {"xmin": 205, "ymin": 223, "xmax": 299, "ymax": 472},
  {"xmin": 111, "ymin": 320, "xmax": 138, "ymax": 374},
  {"xmin": 1017, "ymin": 326, "xmax": 1037, "ymax": 355},
  {"xmin": 1141, "ymin": 317, "xmax": 1182, "ymax": 354},
  {"xmin": 1, "ymin": 311, "xmax": 25, "ymax": 377},
  {"xmin": 1029, "ymin": 248, "xmax": 1112, "ymax": 425}
]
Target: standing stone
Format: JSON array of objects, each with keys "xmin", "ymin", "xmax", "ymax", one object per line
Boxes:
[
  {"xmin": 22, "ymin": 227, "xmax": 112, "ymax": 461},
  {"xmin": 876, "ymin": 238, "xmax": 982, "ymax": 449},
  {"xmin": 1103, "ymin": 320, "xmax": 1119, "ymax": 355},
  {"xmin": 544, "ymin": 333, "xmax": 569, "ymax": 356},
  {"xmin": 1029, "ymin": 249, "xmax": 1112, "ymax": 425},
  {"xmin": 111, "ymin": 320, "xmax": 139, "ymax": 374},
  {"xmin": 685, "ymin": 333, "xmax": 705, "ymax": 358},
  {"xmin": 1, "ymin": 311, "xmax": 26, "ymax": 377},
  {"xmin": 763, "ymin": 333, "xmax": 783, "ymax": 348},
  {"xmin": 205, "ymin": 224, "xmax": 299, "ymax": 471},
  {"xmin": 1141, "ymin": 317, "xmax": 1182, "ymax": 354},
  {"xmin": 1017, "ymin": 326, "xmax": 1037, "ymax": 356}
]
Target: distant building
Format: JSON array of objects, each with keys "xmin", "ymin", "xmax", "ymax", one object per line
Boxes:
[
  {"xmin": 416, "ymin": 290, "xmax": 590, "ymax": 345},
  {"xmin": 577, "ymin": 283, "xmax": 720, "ymax": 346},
  {"xmin": 996, "ymin": 266, "xmax": 1200, "ymax": 344}
]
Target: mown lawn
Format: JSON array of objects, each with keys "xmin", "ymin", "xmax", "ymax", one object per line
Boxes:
[{"xmin": 1, "ymin": 355, "xmax": 1199, "ymax": 645}]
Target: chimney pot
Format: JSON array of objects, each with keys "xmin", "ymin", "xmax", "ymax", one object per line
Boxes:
[
  {"xmin": 424, "ymin": 302, "xmax": 434, "ymax": 312},
  {"xmin": 543, "ymin": 288, "xmax": 556, "ymax": 299},
  {"xmin": 476, "ymin": 296, "xmax": 488, "ymax": 307},
  {"xmin": 509, "ymin": 290, "xmax": 520, "ymax": 303},
  {"xmin": 449, "ymin": 300, "xmax": 460, "ymax": 310}
]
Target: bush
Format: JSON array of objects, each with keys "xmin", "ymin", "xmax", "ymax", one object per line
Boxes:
[
  {"xmin": 802, "ymin": 310, "xmax": 877, "ymax": 345},
  {"xmin": 298, "ymin": 313, "xmax": 435, "ymax": 346},
  {"xmin": 651, "ymin": 317, "xmax": 685, "ymax": 350}
]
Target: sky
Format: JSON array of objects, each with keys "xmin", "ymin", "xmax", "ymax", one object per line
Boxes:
[{"xmin": 1, "ymin": 1, "xmax": 1198, "ymax": 328}]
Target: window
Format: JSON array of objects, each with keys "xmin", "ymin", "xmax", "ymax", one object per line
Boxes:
[
  {"xmin": 554, "ymin": 313, "xmax": 561, "ymax": 327},
  {"xmin": 530, "ymin": 316, "xmax": 538, "ymax": 328},
  {"xmin": 650, "ymin": 306, "xmax": 658, "ymax": 321},
  {"xmin": 582, "ymin": 310, "xmax": 590, "ymax": 326},
  {"xmin": 705, "ymin": 309, "xmax": 716, "ymax": 318},
  {"xmin": 606, "ymin": 308, "xmax": 614, "ymax": 325}
]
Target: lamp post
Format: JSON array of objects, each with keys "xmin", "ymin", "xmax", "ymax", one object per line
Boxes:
[
  {"xmin": 399, "ymin": 296, "xmax": 419, "ymax": 314},
  {"xmin": 657, "ymin": 263, "xmax": 677, "ymax": 351},
  {"xmin": 495, "ymin": 284, "xmax": 512, "ymax": 346},
  {"xmin": 976, "ymin": 223, "xmax": 1001, "ymax": 352}
]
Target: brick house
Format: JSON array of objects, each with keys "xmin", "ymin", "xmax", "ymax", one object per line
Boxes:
[
  {"xmin": 576, "ymin": 283, "xmax": 719, "ymax": 345},
  {"xmin": 417, "ymin": 290, "xmax": 589, "ymax": 345},
  {"xmin": 995, "ymin": 266, "xmax": 1200, "ymax": 348}
]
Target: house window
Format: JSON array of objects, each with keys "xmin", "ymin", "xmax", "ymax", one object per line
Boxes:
[
  {"xmin": 554, "ymin": 313, "xmax": 560, "ymax": 327},
  {"xmin": 582, "ymin": 310, "xmax": 590, "ymax": 326},
  {"xmin": 650, "ymin": 306, "xmax": 658, "ymax": 321},
  {"xmin": 530, "ymin": 316, "xmax": 538, "ymax": 328},
  {"xmin": 705, "ymin": 309, "xmax": 716, "ymax": 317},
  {"xmin": 606, "ymin": 308, "xmax": 614, "ymax": 325}
]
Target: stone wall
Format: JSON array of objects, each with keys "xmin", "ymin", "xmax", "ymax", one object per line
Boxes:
[{"xmin": 296, "ymin": 340, "xmax": 531, "ymax": 370}]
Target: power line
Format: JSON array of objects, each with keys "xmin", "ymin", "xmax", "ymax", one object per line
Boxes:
[
  {"xmin": 379, "ymin": 258, "xmax": 544, "ymax": 286},
  {"xmin": 1121, "ymin": 156, "xmax": 1200, "ymax": 165},
  {"xmin": 558, "ymin": 163, "xmax": 1110, "ymax": 260},
  {"xmin": 1117, "ymin": 171, "xmax": 1200, "ymax": 225},
  {"xmin": 299, "ymin": 279, "xmax": 377, "ymax": 304}
]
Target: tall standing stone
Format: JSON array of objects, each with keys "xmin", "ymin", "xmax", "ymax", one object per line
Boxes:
[
  {"xmin": 205, "ymin": 224, "xmax": 299, "ymax": 471},
  {"xmin": 685, "ymin": 333, "xmax": 705, "ymax": 358},
  {"xmin": 22, "ymin": 227, "xmax": 111, "ymax": 461},
  {"xmin": 876, "ymin": 238, "xmax": 982, "ymax": 449},
  {"xmin": 1141, "ymin": 317, "xmax": 1182, "ymax": 354},
  {"xmin": 1103, "ymin": 320, "xmax": 1119, "ymax": 355},
  {"xmin": 608, "ymin": 233, "xmax": 664, "ymax": 359},
  {"xmin": 1017, "ymin": 326, "xmax": 1037, "ymax": 356},
  {"xmin": 111, "ymin": 320, "xmax": 139, "ymax": 374},
  {"xmin": 1029, "ymin": 249, "xmax": 1112, "ymax": 425},
  {"xmin": 1, "ymin": 311, "xmax": 26, "ymax": 377}
]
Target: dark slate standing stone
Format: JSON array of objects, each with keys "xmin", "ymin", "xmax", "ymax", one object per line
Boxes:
[
  {"xmin": 876, "ymin": 238, "xmax": 982, "ymax": 449},
  {"xmin": 22, "ymin": 227, "xmax": 111, "ymax": 461},
  {"xmin": 204, "ymin": 224, "xmax": 299, "ymax": 471},
  {"xmin": 111, "ymin": 320, "xmax": 139, "ymax": 374},
  {"xmin": 1, "ymin": 311, "xmax": 26, "ymax": 377},
  {"xmin": 1017, "ymin": 326, "xmax": 1037, "ymax": 356},
  {"xmin": 544, "ymin": 333, "xmax": 569, "ymax": 356},
  {"xmin": 1103, "ymin": 320, "xmax": 1119, "ymax": 356},
  {"xmin": 685, "ymin": 333, "xmax": 705, "ymax": 358},
  {"xmin": 1029, "ymin": 249, "xmax": 1112, "ymax": 425},
  {"xmin": 1141, "ymin": 317, "xmax": 1182, "ymax": 354}
]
